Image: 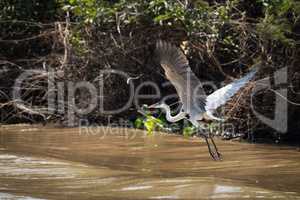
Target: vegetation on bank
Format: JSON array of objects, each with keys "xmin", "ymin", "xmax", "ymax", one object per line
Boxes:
[{"xmin": 0, "ymin": 0, "xmax": 299, "ymax": 142}]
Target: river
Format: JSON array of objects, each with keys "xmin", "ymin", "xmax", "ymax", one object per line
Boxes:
[{"xmin": 0, "ymin": 125, "xmax": 299, "ymax": 199}]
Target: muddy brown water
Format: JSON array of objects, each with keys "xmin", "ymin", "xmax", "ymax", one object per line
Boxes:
[{"xmin": 0, "ymin": 125, "xmax": 299, "ymax": 200}]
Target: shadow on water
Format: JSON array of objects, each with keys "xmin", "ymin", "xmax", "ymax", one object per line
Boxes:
[{"xmin": 0, "ymin": 125, "xmax": 300, "ymax": 199}]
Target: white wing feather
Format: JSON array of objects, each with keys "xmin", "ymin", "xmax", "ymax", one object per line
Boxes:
[{"xmin": 205, "ymin": 69, "xmax": 257, "ymax": 113}]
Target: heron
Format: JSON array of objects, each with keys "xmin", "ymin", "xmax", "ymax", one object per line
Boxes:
[{"xmin": 149, "ymin": 41, "xmax": 257, "ymax": 160}]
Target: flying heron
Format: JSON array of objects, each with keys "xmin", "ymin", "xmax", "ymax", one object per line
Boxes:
[{"xmin": 149, "ymin": 41, "xmax": 257, "ymax": 160}]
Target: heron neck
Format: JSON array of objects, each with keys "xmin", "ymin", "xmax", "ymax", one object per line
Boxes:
[{"xmin": 163, "ymin": 106, "xmax": 186, "ymax": 122}]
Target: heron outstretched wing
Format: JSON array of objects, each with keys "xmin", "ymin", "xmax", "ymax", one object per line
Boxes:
[
  {"xmin": 205, "ymin": 68, "xmax": 257, "ymax": 114},
  {"xmin": 155, "ymin": 41, "xmax": 206, "ymax": 112},
  {"xmin": 156, "ymin": 41, "xmax": 257, "ymax": 119}
]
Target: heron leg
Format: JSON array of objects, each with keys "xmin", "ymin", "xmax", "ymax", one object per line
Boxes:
[
  {"xmin": 204, "ymin": 135, "xmax": 222, "ymax": 161},
  {"xmin": 203, "ymin": 134, "xmax": 222, "ymax": 161},
  {"xmin": 193, "ymin": 122, "xmax": 222, "ymax": 160}
]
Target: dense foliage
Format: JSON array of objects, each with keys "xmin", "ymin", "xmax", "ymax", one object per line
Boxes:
[{"xmin": 0, "ymin": 0, "xmax": 299, "ymax": 142}]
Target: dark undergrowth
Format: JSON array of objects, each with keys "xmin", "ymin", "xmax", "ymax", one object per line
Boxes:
[{"xmin": 0, "ymin": 0, "xmax": 299, "ymax": 144}]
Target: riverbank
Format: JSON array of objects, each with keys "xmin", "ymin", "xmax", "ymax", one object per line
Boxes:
[{"xmin": 1, "ymin": 0, "xmax": 299, "ymax": 147}]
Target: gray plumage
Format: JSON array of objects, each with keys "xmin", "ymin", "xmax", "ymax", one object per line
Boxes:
[{"xmin": 155, "ymin": 41, "xmax": 256, "ymax": 126}]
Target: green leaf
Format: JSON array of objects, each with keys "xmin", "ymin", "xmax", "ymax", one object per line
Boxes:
[
  {"xmin": 154, "ymin": 14, "xmax": 171, "ymax": 22},
  {"xmin": 144, "ymin": 115, "xmax": 164, "ymax": 135},
  {"xmin": 134, "ymin": 118, "xmax": 143, "ymax": 129},
  {"xmin": 183, "ymin": 126, "xmax": 196, "ymax": 137}
]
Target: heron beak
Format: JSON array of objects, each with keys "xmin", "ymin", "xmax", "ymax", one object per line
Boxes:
[{"xmin": 148, "ymin": 102, "xmax": 159, "ymax": 109}]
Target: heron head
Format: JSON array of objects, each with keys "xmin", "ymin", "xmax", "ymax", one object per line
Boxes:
[{"xmin": 148, "ymin": 101, "xmax": 167, "ymax": 110}]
